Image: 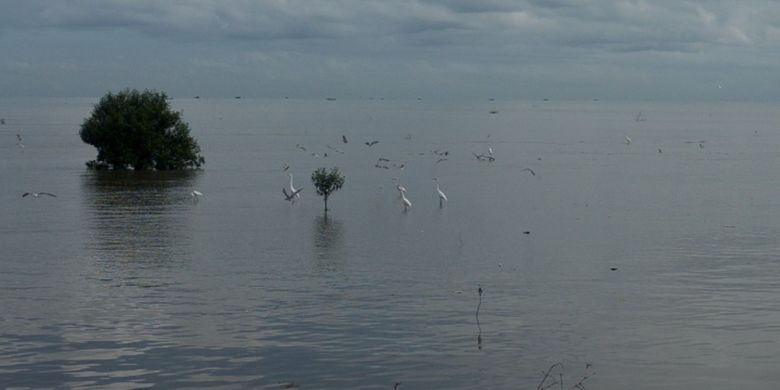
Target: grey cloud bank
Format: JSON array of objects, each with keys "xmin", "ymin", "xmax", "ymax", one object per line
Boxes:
[{"xmin": 1, "ymin": 1, "xmax": 778, "ymax": 100}]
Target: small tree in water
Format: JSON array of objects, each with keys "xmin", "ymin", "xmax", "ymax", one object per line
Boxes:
[
  {"xmin": 80, "ymin": 89, "xmax": 204, "ymax": 170},
  {"xmin": 311, "ymin": 167, "xmax": 345, "ymax": 215}
]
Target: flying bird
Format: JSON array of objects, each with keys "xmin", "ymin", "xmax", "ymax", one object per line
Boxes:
[
  {"xmin": 283, "ymin": 187, "xmax": 303, "ymax": 201},
  {"xmin": 473, "ymin": 153, "xmax": 495, "ymax": 162},
  {"xmin": 22, "ymin": 192, "xmax": 56, "ymax": 198},
  {"xmin": 365, "ymin": 140, "xmax": 379, "ymax": 147},
  {"xmin": 326, "ymin": 145, "xmax": 344, "ymax": 154},
  {"xmin": 288, "ymin": 173, "xmax": 301, "ymax": 201},
  {"xmin": 521, "ymin": 167, "xmax": 536, "ymax": 176},
  {"xmin": 434, "ymin": 178, "xmax": 448, "ymax": 208}
]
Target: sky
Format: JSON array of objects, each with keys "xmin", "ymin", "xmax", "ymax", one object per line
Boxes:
[{"xmin": 1, "ymin": 0, "xmax": 779, "ymax": 101}]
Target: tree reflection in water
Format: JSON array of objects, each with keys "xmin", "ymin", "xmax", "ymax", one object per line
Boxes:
[
  {"xmin": 312, "ymin": 215, "xmax": 345, "ymax": 272},
  {"xmin": 80, "ymin": 170, "xmax": 201, "ymax": 269}
]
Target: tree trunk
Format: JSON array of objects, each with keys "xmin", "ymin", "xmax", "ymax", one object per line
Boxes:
[{"xmin": 324, "ymin": 195, "xmax": 329, "ymax": 215}]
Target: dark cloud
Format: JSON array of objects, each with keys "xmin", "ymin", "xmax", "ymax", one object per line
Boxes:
[{"xmin": 0, "ymin": 1, "xmax": 778, "ymax": 99}]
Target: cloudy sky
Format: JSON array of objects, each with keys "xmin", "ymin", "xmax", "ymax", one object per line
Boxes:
[{"xmin": 1, "ymin": 1, "xmax": 779, "ymax": 100}]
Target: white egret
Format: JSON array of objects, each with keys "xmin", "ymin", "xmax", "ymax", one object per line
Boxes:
[
  {"xmin": 433, "ymin": 178, "xmax": 448, "ymax": 208},
  {"xmin": 190, "ymin": 190, "xmax": 203, "ymax": 202},
  {"xmin": 288, "ymin": 173, "xmax": 301, "ymax": 201},
  {"xmin": 625, "ymin": 136, "xmax": 632, "ymax": 145},
  {"xmin": 22, "ymin": 192, "xmax": 56, "ymax": 198},
  {"xmin": 400, "ymin": 191, "xmax": 412, "ymax": 210},
  {"xmin": 392, "ymin": 177, "xmax": 407, "ymax": 195}
]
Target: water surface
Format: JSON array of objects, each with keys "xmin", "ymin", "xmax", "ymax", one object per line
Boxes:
[{"xmin": 2, "ymin": 98, "xmax": 780, "ymax": 389}]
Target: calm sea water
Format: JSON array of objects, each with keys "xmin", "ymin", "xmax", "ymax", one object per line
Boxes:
[{"xmin": 2, "ymin": 97, "xmax": 780, "ymax": 389}]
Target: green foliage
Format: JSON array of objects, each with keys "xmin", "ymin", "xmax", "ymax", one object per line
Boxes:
[
  {"xmin": 311, "ymin": 167, "xmax": 345, "ymax": 212},
  {"xmin": 80, "ymin": 89, "xmax": 205, "ymax": 170}
]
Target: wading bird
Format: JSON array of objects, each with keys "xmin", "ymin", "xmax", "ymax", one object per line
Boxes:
[
  {"xmin": 191, "ymin": 190, "xmax": 203, "ymax": 201},
  {"xmin": 392, "ymin": 177, "xmax": 407, "ymax": 195},
  {"xmin": 400, "ymin": 191, "xmax": 412, "ymax": 211},
  {"xmin": 625, "ymin": 136, "xmax": 632, "ymax": 145},
  {"xmin": 288, "ymin": 173, "xmax": 301, "ymax": 201},
  {"xmin": 434, "ymin": 178, "xmax": 448, "ymax": 208}
]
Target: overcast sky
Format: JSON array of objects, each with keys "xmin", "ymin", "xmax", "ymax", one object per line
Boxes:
[{"xmin": 1, "ymin": 1, "xmax": 779, "ymax": 100}]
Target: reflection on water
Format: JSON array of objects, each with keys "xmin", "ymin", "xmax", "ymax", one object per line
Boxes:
[
  {"xmin": 312, "ymin": 215, "xmax": 345, "ymax": 272},
  {"xmin": 81, "ymin": 170, "xmax": 200, "ymax": 266},
  {"xmin": 7, "ymin": 99, "xmax": 780, "ymax": 389}
]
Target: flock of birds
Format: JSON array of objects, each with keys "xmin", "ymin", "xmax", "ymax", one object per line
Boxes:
[
  {"xmin": 9, "ymin": 109, "xmax": 669, "ymax": 208},
  {"xmin": 8, "ymin": 119, "xmax": 509, "ymax": 208},
  {"xmin": 277, "ymin": 131, "xmax": 477, "ymax": 212}
]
